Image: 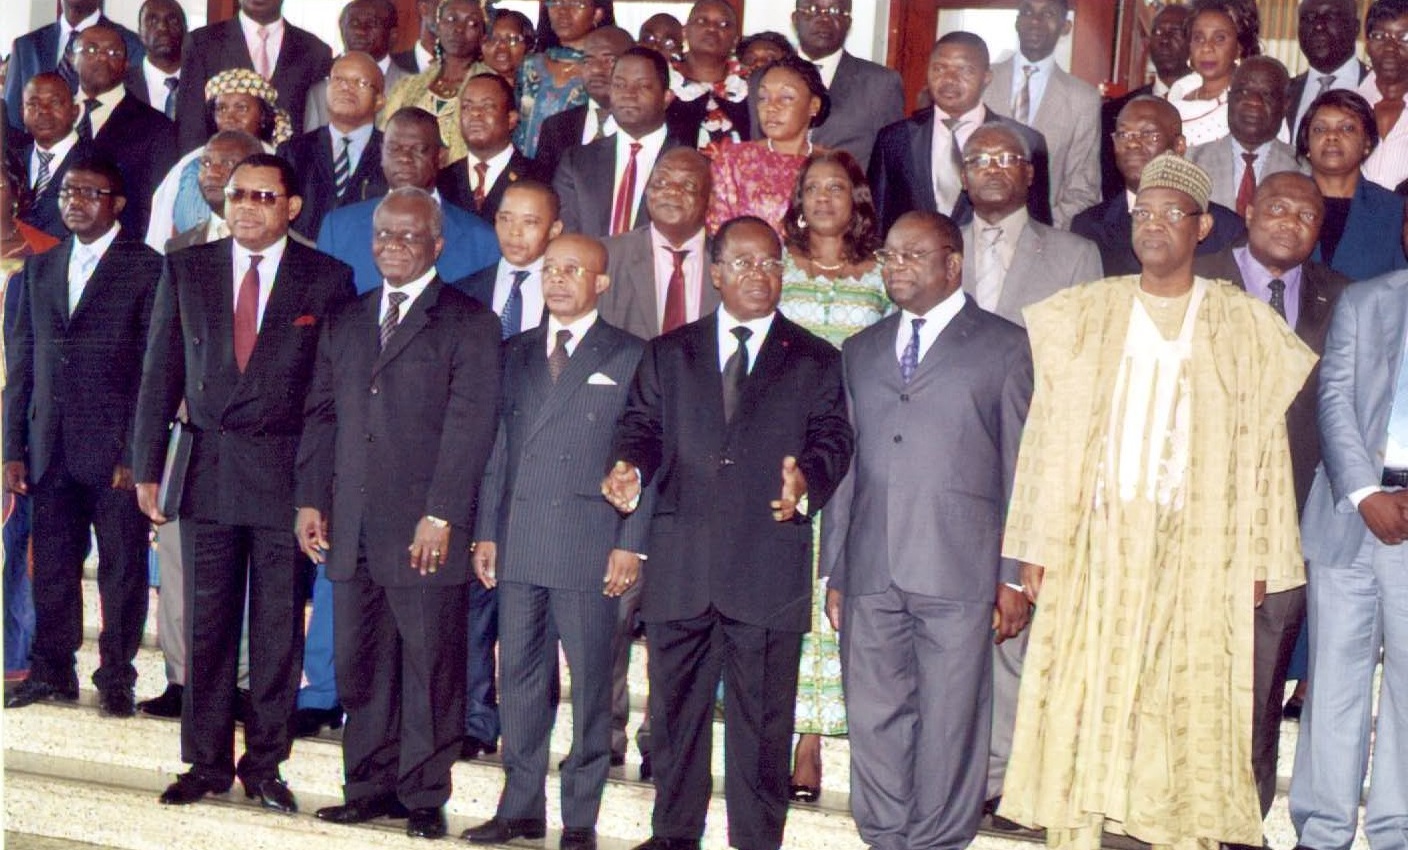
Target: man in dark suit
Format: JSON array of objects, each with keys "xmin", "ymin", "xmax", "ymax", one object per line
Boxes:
[
  {"xmin": 438, "ymin": 73, "xmax": 544, "ymax": 224},
  {"xmin": 174, "ymin": 0, "xmax": 333, "ymax": 153},
  {"xmin": 868, "ymin": 32, "xmax": 1052, "ymax": 236},
  {"xmin": 72, "ymin": 24, "xmax": 178, "ymax": 237},
  {"xmin": 462, "ymin": 234, "xmax": 647, "ymax": 850},
  {"xmin": 122, "ymin": 0, "xmax": 185, "ymax": 121},
  {"xmin": 1192, "ymin": 172, "xmax": 1350, "ymax": 831},
  {"xmin": 534, "ymin": 26, "xmax": 633, "ymax": 178},
  {"xmin": 296, "ymin": 188, "xmax": 500, "ymax": 839},
  {"xmin": 1099, "ymin": 3, "xmax": 1189, "ymax": 199},
  {"xmin": 278, "ymin": 52, "xmax": 388, "ymax": 241},
  {"xmin": 1288, "ymin": 0, "xmax": 1365, "ymax": 139},
  {"xmin": 2, "ymin": 158, "xmax": 160, "ymax": 717},
  {"xmin": 457, "ymin": 180, "xmax": 561, "ymax": 339},
  {"xmin": 602, "ymin": 216, "xmax": 853, "ymax": 850},
  {"xmin": 1073, "ymin": 96, "xmax": 1246, "ymax": 276},
  {"xmin": 18, "ymin": 73, "xmax": 84, "ymax": 239},
  {"xmin": 821, "ymin": 209, "xmax": 1032, "ymax": 850},
  {"xmin": 555, "ymin": 48, "xmax": 684, "ymax": 239},
  {"xmin": 133, "ymin": 153, "xmax": 355, "ymax": 813},
  {"xmin": 3, "ymin": 0, "xmax": 143, "ymax": 132}
]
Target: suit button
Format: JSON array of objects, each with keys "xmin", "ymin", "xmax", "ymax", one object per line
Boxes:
[
  {"xmin": 192, "ymin": 337, "xmax": 201, "ymax": 345},
  {"xmin": 900, "ymin": 393, "xmax": 909, "ymax": 402},
  {"xmin": 893, "ymin": 435, "xmax": 902, "ymax": 443},
  {"xmin": 560, "ymin": 454, "xmax": 570, "ymax": 461},
  {"xmin": 719, "ymin": 457, "xmax": 734, "ymax": 466},
  {"xmin": 586, "ymin": 412, "xmax": 596, "ymax": 422},
  {"xmin": 218, "ymin": 428, "xmax": 226, "ymax": 435},
  {"xmin": 370, "ymin": 386, "xmax": 379, "ymax": 395},
  {"xmin": 197, "ymin": 381, "xmax": 205, "ymax": 391},
  {"xmin": 550, "ymin": 499, "xmax": 561, "ymax": 507},
  {"xmin": 366, "ymin": 434, "xmax": 374, "ymax": 442}
]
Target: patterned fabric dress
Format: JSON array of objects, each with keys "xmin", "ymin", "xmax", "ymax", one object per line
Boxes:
[
  {"xmin": 383, "ymin": 60, "xmax": 495, "ymax": 164},
  {"xmin": 706, "ymin": 140, "xmax": 810, "ymax": 236},
  {"xmin": 779, "ymin": 251, "xmax": 890, "ymax": 736},
  {"xmin": 513, "ymin": 50, "xmax": 587, "ymax": 159}
]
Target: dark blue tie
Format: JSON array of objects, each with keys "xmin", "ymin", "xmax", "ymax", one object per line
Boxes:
[
  {"xmin": 900, "ymin": 317, "xmax": 925, "ymax": 383},
  {"xmin": 500, "ymin": 269, "xmax": 529, "ymax": 339},
  {"xmin": 163, "ymin": 76, "xmax": 179, "ymax": 120}
]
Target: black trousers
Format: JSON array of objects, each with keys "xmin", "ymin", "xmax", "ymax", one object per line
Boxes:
[
  {"xmin": 1252, "ymin": 585, "xmax": 1307, "ymax": 817},
  {"xmin": 646, "ymin": 608, "xmax": 802, "ymax": 850},
  {"xmin": 334, "ymin": 557, "xmax": 468, "ymax": 810},
  {"xmin": 179, "ymin": 518, "xmax": 306, "ymax": 785},
  {"xmin": 29, "ymin": 462, "xmax": 148, "ymax": 691}
]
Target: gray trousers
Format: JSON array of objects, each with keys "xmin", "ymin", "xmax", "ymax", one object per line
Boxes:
[{"xmin": 155, "ymin": 518, "xmax": 251, "ymax": 689}]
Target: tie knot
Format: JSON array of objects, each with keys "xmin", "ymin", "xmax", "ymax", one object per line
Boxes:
[
  {"xmin": 983, "ymin": 225, "xmax": 1003, "ymax": 242},
  {"xmin": 249, "ymin": 254, "xmax": 263, "ymax": 269},
  {"xmin": 1023, "ymin": 64, "xmax": 1037, "ymax": 79},
  {"xmin": 84, "ymin": 97, "xmax": 98, "ymax": 109},
  {"xmin": 511, "ymin": 269, "xmax": 530, "ymax": 286},
  {"xmin": 628, "ymin": 142, "xmax": 643, "ymax": 155},
  {"xmin": 258, "ymin": 25, "xmax": 269, "ymax": 38},
  {"xmin": 475, "ymin": 161, "xmax": 489, "ymax": 176},
  {"xmin": 38, "ymin": 150, "xmax": 54, "ymax": 163},
  {"xmin": 339, "ymin": 135, "xmax": 352, "ymax": 149},
  {"xmin": 165, "ymin": 76, "xmax": 179, "ymax": 91},
  {"xmin": 731, "ymin": 325, "xmax": 753, "ymax": 345},
  {"xmin": 667, "ymin": 247, "xmax": 689, "ymax": 266},
  {"xmin": 388, "ymin": 290, "xmax": 408, "ymax": 308},
  {"xmin": 556, "ymin": 328, "xmax": 572, "ymax": 346},
  {"xmin": 1318, "ymin": 74, "xmax": 1335, "ymax": 92},
  {"xmin": 941, "ymin": 117, "xmax": 962, "ymax": 132},
  {"xmin": 911, "ymin": 317, "xmax": 927, "ymax": 335},
  {"xmin": 1269, "ymin": 278, "xmax": 1285, "ymax": 293},
  {"xmin": 1242, "ymin": 150, "xmax": 1258, "ymax": 166}
]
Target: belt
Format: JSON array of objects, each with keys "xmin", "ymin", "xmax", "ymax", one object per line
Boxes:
[{"xmin": 1383, "ymin": 468, "xmax": 1408, "ymax": 488}]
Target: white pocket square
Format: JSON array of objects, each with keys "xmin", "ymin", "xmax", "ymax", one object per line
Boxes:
[{"xmin": 587, "ymin": 372, "xmax": 617, "ymax": 386}]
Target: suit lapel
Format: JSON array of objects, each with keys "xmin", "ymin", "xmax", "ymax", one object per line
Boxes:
[
  {"xmin": 527, "ymin": 321, "xmax": 614, "ymax": 440},
  {"xmin": 908, "ymin": 114, "xmax": 936, "ymax": 211},
  {"xmin": 690, "ymin": 314, "xmax": 727, "ymax": 430},
  {"xmin": 1296, "ymin": 264, "xmax": 1334, "ymax": 336},
  {"xmin": 729, "ymin": 315, "xmax": 792, "ymax": 429},
  {"xmin": 203, "ymin": 245, "xmax": 241, "ymax": 389},
  {"xmin": 625, "ymin": 232, "xmax": 661, "ymax": 337},
  {"xmin": 588, "ymin": 140, "xmax": 616, "ymax": 235},
  {"xmin": 997, "ymin": 224, "xmax": 1043, "ymax": 318},
  {"xmin": 910, "ymin": 300, "xmax": 977, "ymax": 386},
  {"xmin": 67, "ymin": 240, "xmax": 121, "ymax": 323},
  {"xmin": 373, "ymin": 277, "xmax": 441, "ymax": 375}
]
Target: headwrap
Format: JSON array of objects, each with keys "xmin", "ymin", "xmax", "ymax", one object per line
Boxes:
[{"xmin": 204, "ymin": 68, "xmax": 293, "ymax": 145}]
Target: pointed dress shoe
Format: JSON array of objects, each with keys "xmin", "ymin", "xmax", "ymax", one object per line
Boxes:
[
  {"xmin": 137, "ymin": 683, "xmax": 184, "ymax": 717},
  {"xmin": 242, "ymin": 776, "xmax": 298, "ymax": 813},
  {"xmin": 316, "ymin": 793, "xmax": 411, "ymax": 823},
  {"xmin": 5, "ymin": 678, "xmax": 79, "ymax": 708},
  {"xmin": 98, "ymin": 686, "xmax": 137, "ymax": 717},
  {"xmin": 561, "ymin": 827, "xmax": 598, "ymax": 850},
  {"xmin": 629, "ymin": 839, "xmax": 701, "ymax": 850},
  {"xmin": 159, "ymin": 771, "xmax": 232, "ymax": 805},
  {"xmin": 460, "ymin": 735, "xmax": 498, "ymax": 760},
  {"xmin": 406, "ymin": 807, "xmax": 447, "ymax": 839},
  {"xmin": 462, "ymin": 816, "xmax": 547, "ymax": 844},
  {"xmin": 291, "ymin": 704, "xmax": 344, "ymax": 737}
]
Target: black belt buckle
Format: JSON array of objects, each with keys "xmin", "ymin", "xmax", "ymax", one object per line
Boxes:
[{"xmin": 1383, "ymin": 468, "xmax": 1408, "ymax": 488}]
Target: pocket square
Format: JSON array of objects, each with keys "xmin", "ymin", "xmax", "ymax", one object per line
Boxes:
[
  {"xmin": 293, "ymin": 314, "xmax": 317, "ymax": 327},
  {"xmin": 587, "ymin": 372, "xmax": 617, "ymax": 386}
]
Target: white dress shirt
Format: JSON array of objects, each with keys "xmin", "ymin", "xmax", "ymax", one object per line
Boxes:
[
  {"xmin": 545, "ymin": 309, "xmax": 598, "ymax": 357},
  {"xmin": 649, "ymin": 226, "xmax": 707, "ymax": 326},
  {"xmin": 83, "ymin": 84, "xmax": 126, "ymax": 138},
  {"xmin": 893, "ymin": 286, "xmax": 965, "ymax": 364},
  {"xmin": 57, "ymin": 9, "xmax": 102, "ymax": 65},
  {"xmin": 1294, "ymin": 54, "xmax": 1362, "ymax": 134},
  {"xmin": 330, "ymin": 122, "xmax": 375, "ymax": 178},
  {"xmin": 204, "ymin": 213, "xmax": 231, "ymax": 242},
  {"xmin": 580, "ymin": 97, "xmax": 618, "ymax": 144},
  {"xmin": 30, "ymin": 133, "xmax": 79, "ymax": 190},
  {"xmin": 67, "ymin": 223, "xmax": 120, "ymax": 314},
  {"xmin": 930, "ymin": 103, "xmax": 986, "ymax": 213},
  {"xmin": 491, "ymin": 256, "xmax": 546, "ymax": 334},
  {"xmin": 466, "ymin": 144, "xmax": 514, "ymax": 197},
  {"xmin": 380, "ymin": 267, "xmax": 435, "ymax": 324},
  {"xmin": 414, "ymin": 42, "xmax": 434, "ymax": 74},
  {"xmin": 1008, "ymin": 53, "xmax": 1057, "ymax": 118},
  {"xmin": 614, "ymin": 124, "xmax": 669, "ymax": 226},
  {"xmin": 239, "ymin": 11, "xmax": 285, "ymax": 76},
  {"xmin": 715, "ymin": 307, "xmax": 774, "ymax": 373},
  {"xmin": 141, "ymin": 57, "xmax": 180, "ymax": 111},
  {"xmin": 231, "ymin": 236, "xmax": 288, "ymax": 331},
  {"xmin": 810, "ymin": 49, "xmax": 843, "ymax": 89},
  {"xmin": 1360, "ymin": 72, "xmax": 1408, "ymax": 191}
]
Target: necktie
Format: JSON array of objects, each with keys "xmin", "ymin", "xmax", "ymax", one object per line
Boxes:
[
  {"xmin": 1318, "ymin": 74, "xmax": 1335, "ymax": 96},
  {"xmin": 722, "ymin": 325, "xmax": 752, "ymax": 423},
  {"xmin": 233, "ymin": 255, "xmax": 263, "ymax": 372},
  {"xmin": 548, "ymin": 328, "xmax": 572, "ymax": 382},
  {"xmin": 76, "ymin": 98, "xmax": 98, "ymax": 143},
  {"xmin": 1013, "ymin": 65, "xmax": 1037, "ymax": 124},
  {"xmin": 612, "ymin": 142, "xmax": 642, "ymax": 236},
  {"xmin": 472, "ymin": 161, "xmax": 490, "ymax": 210},
  {"xmin": 936, "ymin": 117, "xmax": 964, "ymax": 213},
  {"xmin": 163, "ymin": 76, "xmax": 179, "ymax": 120},
  {"xmin": 1236, "ymin": 150, "xmax": 1258, "ymax": 216},
  {"xmin": 501, "ymin": 269, "xmax": 528, "ymax": 339},
  {"xmin": 593, "ymin": 105, "xmax": 609, "ymax": 141},
  {"xmin": 662, "ymin": 248, "xmax": 689, "ymax": 333},
  {"xmin": 59, "ymin": 29, "xmax": 79, "ymax": 87},
  {"xmin": 974, "ymin": 226, "xmax": 1005, "ymax": 312},
  {"xmin": 68, "ymin": 247, "xmax": 97, "ymax": 316},
  {"xmin": 900, "ymin": 317, "xmax": 926, "ymax": 384},
  {"xmin": 333, "ymin": 136, "xmax": 352, "ymax": 198},
  {"xmin": 254, "ymin": 26, "xmax": 273, "ymax": 80},
  {"xmin": 34, "ymin": 150, "xmax": 55, "ymax": 198},
  {"xmin": 1268, "ymin": 278, "xmax": 1287, "ymax": 320},
  {"xmin": 380, "ymin": 290, "xmax": 408, "ymax": 349}
]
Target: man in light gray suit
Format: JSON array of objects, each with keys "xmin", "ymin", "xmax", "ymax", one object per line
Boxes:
[
  {"xmin": 1289, "ymin": 271, "xmax": 1408, "ymax": 850},
  {"xmin": 302, "ymin": 0, "xmax": 409, "ymax": 130},
  {"xmin": 462, "ymin": 234, "xmax": 648, "ymax": 850},
  {"xmin": 1188, "ymin": 57, "xmax": 1305, "ymax": 216},
  {"xmin": 821, "ymin": 210, "xmax": 1033, "ymax": 850},
  {"xmin": 982, "ymin": 0, "xmax": 1100, "ymax": 228}
]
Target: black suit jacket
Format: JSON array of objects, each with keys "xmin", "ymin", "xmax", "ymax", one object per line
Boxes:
[
  {"xmin": 294, "ymin": 279, "xmax": 500, "ymax": 587},
  {"xmin": 90, "ymin": 94, "xmax": 179, "ymax": 235},
  {"xmin": 867, "ymin": 106, "xmax": 1053, "ymax": 235},
  {"xmin": 1287, "ymin": 61, "xmax": 1368, "ymax": 138},
  {"xmin": 174, "ymin": 19, "xmax": 333, "ymax": 153},
  {"xmin": 437, "ymin": 149, "xmax": 546, "ymax": 223},
  {"xmin": 534, "ymin": 104, "xmax": 589, "ymax": 178},
  {"xmin": 454, "ymin": 264, "xmax": 496, "ymax": 308},
  {"xmin": 18, "ymin": 139, "xmax": 89, "ymax": 239},
  {"xmin": 553, "ymin": 132, "xmax": 686, "ymax": 239},
  {"xmin": 277, "ymin": 126, "xmax": 387, "ymax": 240},
  {"xmin": 610, "ymin": 312, "xmax": 853, "ymax": 631},
  {"xmin": 3, "ymin": 237, "xmax": 161, "ymax": 487},
  {"xmin": 1070, "ymin": 192, "xmax": 1248, "ymax": 277},
  {"xmin": 133, "ymin": 238, "xmax": 355, "ymax": 528},
  {"xmin": 122, "ymin": 63, "xmax": 179, "ymax": 117},
  {"xmin": 1192, "ymin": 246, "xmax": 1350, "ymax": 511},
  {"xmin": 3, "ymin": 16, "xmax": 143, "ymax": 131}
]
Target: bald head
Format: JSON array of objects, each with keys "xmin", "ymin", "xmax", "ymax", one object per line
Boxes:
[{"xmin": 542, "ymin": 233, "xmax": 610, "ymax": 323}]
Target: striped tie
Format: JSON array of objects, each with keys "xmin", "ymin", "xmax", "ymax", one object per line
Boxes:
[
  {"xmin": 380, "ymin": 290, "xmax": 407, "ymax": 349},
  {"xmin": 1013, "ymin": 65, "xmax": 1036, "ymax": 124},
  {"xmin": 333, "ymin": 136, "xmax": 352, "ymax": 198},
  {"xmin": 500, "ymin": 270, "xmax": 529, "ymax": 339},
  {"xmin": 76, "ymin": 98, "xmax": 98, "ymax": 143},
  {"xmin": 163, "ymin": 76, "xmax": 179, "ymax": 120},
  {"xmin": 34, "ymin": 151, "xmax": 55, "ymax": 199}
]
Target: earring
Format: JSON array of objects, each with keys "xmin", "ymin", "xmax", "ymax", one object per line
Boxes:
[{"xmin": 798, "ymin": 214, "xmax": 808, "ymax": 229}]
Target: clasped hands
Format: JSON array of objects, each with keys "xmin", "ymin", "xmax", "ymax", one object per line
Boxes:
[{"xmin": 600, "ymin": 455, "xmax": 808, "ymax": 522}]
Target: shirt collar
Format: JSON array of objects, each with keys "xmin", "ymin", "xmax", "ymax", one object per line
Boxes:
[
  {"xmin": 901, "ymin": 284, "xmax": 965, "ymax": 327},
  {"xmin": 332, "ymin": 121, "xmax": 375, "ymax": 146},
  {"xmin": 89, "ymin": 82, "xmax": 125, "ymax": 110},
  {"xmin": 72, "ymin": 222, "xmax": 120, "ymax": 259},
  {"xmin": 1233, "ymin": 136, "xmax": 1272, "ymax": 157},
  {"xmin": 414, "ymin": 42, "xmax": 434, "ymax": 72},
  {"xmin": 547, "ymin": 308, "xmax": 598, "ymax": 341},
  {"xmin": 650, "ymin": 224, "xmax": 706, "ymax": 252},
  {"xmin": 717, "ymin": 305, "xmax": 776, "ymax": 339},
  {"xmin": 620, "ymin": 122, "xmax": 669, "ymax": 146},
  {"xmin": 382, "ymin": 267, "xmax": 436, "ymax": 309},
  {"xmin": 59, "ymin": 9, "xmax": 103, "ymax": 43},
  {"xmin": 809, "ymin": 49, "xmax": 844, "ymax": 88},
  {"xmin": 37, "ymin": 132, "xmax": 79, "ymax": 159},
  {"xmin": 933, "ymin": 102, "xmax": 987, "ymax": 127},
  {"xmin": 1016, "ymin": 52, "xmax": 1058, "ymax": 78},
  {"xmin": 233, "ymin": 234, "xmax": 289, "ymax": 272},
  {"xmin": 239, "ymin": 10, "xmax": 284, "ymax": 38},
  {"xmin": 501, "ymin": 255, "xmax": 545, "ymax": 276},
  {"xmin": 471, "ymin": 143, "xmax": 514, "ymax": 170},
  {"xmin": 975, "ymin": 205, "xmax": 1029, "ymax": 232},
  {"xmin": 143, "ymin": 56, "xmax": 178, "ymax": 83},
  {"xmin": 377, "ymin": 55, "xmax": 391, "ymax": 74},
  {"xmin": 1234, "ymin": 243, "xmax": 1304, "ymax": 290}
]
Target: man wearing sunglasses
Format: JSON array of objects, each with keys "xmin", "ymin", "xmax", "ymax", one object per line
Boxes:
[{"xmin": 132, "ymin": 152, "xmax": 355, "ymax": 814}]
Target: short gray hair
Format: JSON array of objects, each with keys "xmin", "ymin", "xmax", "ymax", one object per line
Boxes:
[{"xmin": 374, "ymin": 186, "xmax": 444, "ymax": 239}]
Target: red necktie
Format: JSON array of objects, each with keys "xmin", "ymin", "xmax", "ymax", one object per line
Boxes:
[
  {"xmin": 612, "ymin": 142, "xmax": 642, "ymax": 236},
  {"xmin": 662, "ymin": 247, "xmax": 689, "ymax": 333},
  {"xmin": 1236, "ymin": 151, "xmax": 1257, "ymax": 216},
  {"xmin": 472, "ymin": 161, "xmax": 489, "ymax": 211},
  {"xmin": 234, "ymin": 255, "xmax": 262, "ymax": 372}
]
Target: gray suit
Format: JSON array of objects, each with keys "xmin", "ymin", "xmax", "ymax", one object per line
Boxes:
[
  {"xmin": 1187, "ymin": 136, "xmax": 1306, "ymax": 212},
  {"xmin": 303, "ymin": 61, "xmax": 410, "ymax": 130},
  {"xmin": 983, "ymin": 58, "xmax": 1101, "ymax": 229},
  {"xmin": 811, "ymin": 52, "xmax": 905, "ymax": 169},
  {"xmin": 1291, "ymin": 273, "xmax": 1408, "ymax": 850},
  {"xmin": 960, "ymin": 218, "xmax": 1102, "ymax": 327},
  {"xmin": 821, "ymin": 299, "xmax": 1032, "ymax": 849},
  {"xmin": 600, "ymin": 226, "xmax": 719, "ymax": 340}
]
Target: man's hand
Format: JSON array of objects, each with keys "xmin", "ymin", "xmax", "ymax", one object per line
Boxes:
[
  {"xmin": 3, "ymin": 461, "xmax": 28, "ymax": 495},
  {"xmin": 825, "ymin": 587, "xmax": 842, "ymax": 632},
  {"xmin": 408, "ymin": 517, "xmax": 450, "ymax": 576},
  {"xmin": 771, "ymin": 455, "xmax": 807, "ymax": 522},
  {"xmin": 603, "ymin": 548, "xmax": 641, "ymax": 597},
  {"xmin": 993, "ymin": 583, "xmax": 1032, "ymax": 644},
  {"xmin": 473, "ymin": 540, "xmax": 497, "ymax": 588},
  {"xmin": 1020, "ymin": 562, "xmax": 1045, "ymax": 604},
  {"xmin": 295, "ymin": 507, "xmax": 329, "ymax": 564},
  {"xmin": 1359, "ymin": 491, "xmax": 1408, "ymax": 544},
  {"xmin": 110, "ymin": 465, "xmax": 135, "ymax": 490},
  {"xmin": 135, "ymin": 482, "xmax": 167, "ymax": 524},
  {"xmin": 601, "ymin": 460, "xmax": 641, "ymax": 514}
]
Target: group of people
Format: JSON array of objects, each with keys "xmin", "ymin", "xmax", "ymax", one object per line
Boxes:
[{"xmin": 1, "ymin": 0, "xmax": 1406, "ymax": 850}]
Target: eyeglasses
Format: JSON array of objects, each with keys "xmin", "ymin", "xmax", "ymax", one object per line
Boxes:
[
  {"xmin": 1368, "ymin": 29, "xmax": 1408, "ymax": 44},
  {"xmin": 373, "ymin": 229, "xmax": 435, "ymax": 246},
  {"xmin": 1110, "ymin": 129, "xmax": 1164, "ymax": 145},
  {"xmin": 224, "ymin": 187, "xmax": 287, "ymax": 205},
  {"xmin": 58, "ymin": 186, "xmax": 115, "ymax": 201},
  {"xmin": 543, "ymin": 262, "xmax": 598, "ymax": 280},
  {"xmin": 484, "ymin": 33, "xmax": 527, "ymax": 47},
  {"xmin": 646, "ymin": 177, "xmax": 704, "ymax": 195},
  {"xmin": 1130, "ymin": 206, "xmax": 1201, "ymax": 224},
  {"xmin": 437, "ymin": 10, "xmax": 483, "ymax": 29},
  {"xmin": 874, "ymin": 248, "xmax": 946, "ymax": 267},
  {"xmin": 329, "ymin": 74, "xmax": 379, "ymax": 91},
  {"xmin": 641, "ymin": 35, "xmax": 681, "ymax": 50},
  {"xmin": 198, "ymin": 157, "xmax": 244, "ymax": 171},
  {"xmin": 720, "ymin": 257, "xmax": 785, "ymax": 275},
  {"xmin": 71, "ymin": 44, "xmax": 125, "ymax": 59},
  {"xmin": 545, "ymin": 0, "xmax": 591, "ymax": 9},
  {"xmin": 797, "ymin": 4, "xmax": 850, "ymax": 20},
  {"xmin": 962, "ymin": 152, "xmax": 1028, "ymax": 169},
  {"xmin": 689, "ymin": 16, "xmax": 735, "ymax": 31}
]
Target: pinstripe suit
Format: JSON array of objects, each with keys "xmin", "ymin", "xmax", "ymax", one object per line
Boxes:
[{"xmin": 473, "ymin": 317, "xmax": 648, "ymax": 828}]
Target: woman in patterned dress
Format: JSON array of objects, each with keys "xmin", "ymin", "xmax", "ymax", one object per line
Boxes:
[
  {"xmin": 513, "ymin": 0, "xmax": 615, "ymax": 158},
  {"xmin": 383, "ymin": 0, "xmax": 494, "ymax": 163},
  {"xmin": 777, "ymin": 149, "xmax": 887, "ymax": 803},
  {"xmin": 669, "ymin": 0, "xmax": 750, "ymax": 150}
]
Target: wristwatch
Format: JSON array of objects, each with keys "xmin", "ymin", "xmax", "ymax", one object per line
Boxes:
[{"xmin": 425, "ymin": 515, "xmax": 449, "ymax": 529}]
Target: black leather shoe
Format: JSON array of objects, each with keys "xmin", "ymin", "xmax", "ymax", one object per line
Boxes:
[
  {"xmin": 99, "ymin": 686, "xmax": 136, "ymax": 718},
  {"xmin": 242, "ymin": 776, "xmax": 297, "ymax": 813},
  {"xmin": 292, "ymin": 705, "xmax": 344, "ymax": 738},
  {"xmin": 609, "ymin": 752, "xmax": 625, "ymax": 767},
  {"xmin": 638, "ymin": 753, "xmax": 652, "ymax": 782},
  {"xmin": 629, "ymin": 838, "xmax": 700, "ymax": 850},
  {"xmin": 137, "ymin": 683, "xmax": 184, "ymax": 718},
  {"xmin": 406, "ymin": 807, "xmax": 447, "ymax": 839},
  {"xmin": 561, "ymin": 827, "xmax": 597, "ymax": 850},
  {"xmin": 462, "ymin": 816, "xmax": 547, "ymax": 844},
  {"xmin": 1283, "ymin": 694, "xmax": 1305, "ymax": 721},
  {"xmin": 159, "ymin": 771, "xmax": 231, "ymax": 805},
  {"xmin": 460, "ymin": 735, "xmax": 498, "ymax": 760},
  {"xmin": 316, "ymin": 794, "xmax": 410, "ymax": 823},
  {"xmin": 5, "ymin": 678, "xmax": 79, "ymax": 708}
]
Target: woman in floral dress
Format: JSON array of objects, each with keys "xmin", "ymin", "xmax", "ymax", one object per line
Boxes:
[{"xmin": 669, "ymin": 0, "xmax": 750, "ymax": 150}]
